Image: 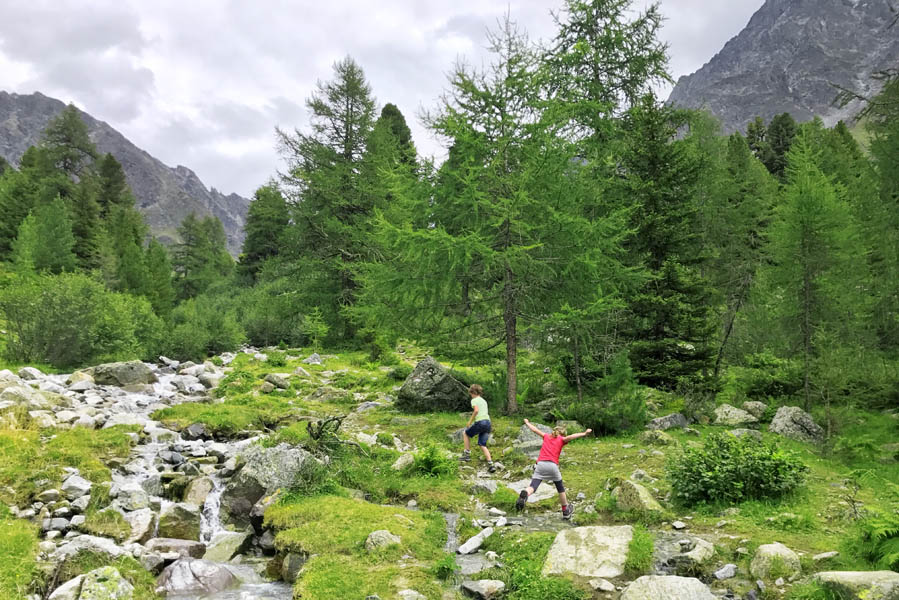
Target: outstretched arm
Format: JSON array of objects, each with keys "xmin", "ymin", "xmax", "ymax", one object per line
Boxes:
[
  {"xmin": 563, "ymin": 429, "xmax": 593, "ymax": 443},
  {"xmin": 523, "ymin": 418, "xmax": 544, "ymax": 436}
]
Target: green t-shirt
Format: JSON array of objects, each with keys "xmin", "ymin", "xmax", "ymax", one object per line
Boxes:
[{"xmin": 471, "ymin": 396, "xmax": 490, "ymax": 423}]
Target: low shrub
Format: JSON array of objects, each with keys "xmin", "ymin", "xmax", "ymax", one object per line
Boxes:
[
  {"xmin": 666, "ymin": 432, "xmax": 808, "ymax": 505},
  {"xmin": 164, "ymin": 294, "xmax": 244, "ymax": 360},
  {"xmin": 409, "ymin": 445, "xmax": 457, "ymax": 478},
  {"xmin": 559, "ymin": 353, "xmax": 647, "ymax": 435},
  {"xmin": 388, "ymin": 364, "xmax": 413, "ymax": 381},
  {"xmin": 266, "ymin": 350, "xmax": 287, "ymax": 367},
  {"xmin": 849, "ymin": 509, "xmax": 899, "ymax": 570}
]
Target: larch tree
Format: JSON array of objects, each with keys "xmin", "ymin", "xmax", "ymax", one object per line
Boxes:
[{"xmin": 238, "ymin": 184, "xmax": 290, "ymax": 283}]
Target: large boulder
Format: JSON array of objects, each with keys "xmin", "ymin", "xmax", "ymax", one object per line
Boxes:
[
  {"xmin": 157, "ymin": 503, "xmax": 202, "ymax": 541},
  {"xmin": 78, "ymin": 566, "xmax": 134, "ymax": 600},
  {"xmin": 203, "ymin": 532, "xmax": 251, "ymax": 562},
  {"xmin": 91, "ymin": 361, "xmax": 157, "ymax": 387},
  {"xmin": 145, "ymin": 538, "xmax": 206, "ymax": 559},
  {"xmin": 620, "ymin": 576, "xmax": 715, "ymax": 600},
  {"xmin": 156, "ymin": 559, "xmax": 237, "ymax": 596},
  {"xmin": 220, "ymin": 444, "xmax": 320, "ymax": 528},
  {"xmin": 612, "ymin": 480, "xmax": 664, "ymax": 514},
  {"xmin": 750, "ymin": 542, "xmax": 801, "ymax": 579},
  {"xmin": 813, "ymin": 571, "xmax": 899, "ymax": 600},
  {"xmin": 513, "ymin": 422, "xmax": 552, "ymax": 459},
  {"xmin": 365, "ymin": 530, "xmax": 401, "ymax": 551},
  {"xmin": 122, "ymin": 508, "xmax": 157, "ymax": 544},
  {"xmin": 713, "ymin": 404, "xmax": 758, "ymax": 426},
  {"xmin": 542, "ymin": 525, "xmax": 633, "ymax": 579},
  {"xmin": 648, "ymin": 413, "xmax": 688, "ymax": 431},
  {"xmin": 769, "ymin": 406, "xmax": 825, "ymax": 444},
  {"xmin": 396, "ymin": 357, "xmax": 469, "ymax": 413}
]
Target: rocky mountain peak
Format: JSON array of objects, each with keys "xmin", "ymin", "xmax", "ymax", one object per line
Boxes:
[{"xmin": 667, "ymin": 0, "xmax": 899, "ymax": 132}]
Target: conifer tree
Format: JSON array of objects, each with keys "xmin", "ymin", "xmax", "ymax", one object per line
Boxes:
[
  {"xmin": 0, "ymin": 156, "xmax": 8, "ymax": 176},
  {"xmin": 173, "ymin": 213, "xmax": 233, "ymax": 299},
  {"xmin": 11, "ymin": 197, "xmax": 77, "ymax": 274},
  {"xmin": 757, "ymin": 133, "xmax": 870, "ymax": 408},
  {"xmin": 41, "ymin": 104, "xmax": 98, "ymax": 178},
  {"xmin": 238, "ymin": 184, "xmax": 289, "ymax": 283},
  {"xmin": 96, "ymin": 153, "xmax": 132, "ymax": 217},
  {"xmin": 69, "ymin": 179, "xmax": 103, "ymax": 269},
  {"xmin": 144, "ymin": 239, "xmax": 175, "ymax": 318}
]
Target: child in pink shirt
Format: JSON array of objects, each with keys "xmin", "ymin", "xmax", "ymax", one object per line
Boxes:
[{"xmin": 516, "ymin": 418, "xmax": 592, "ymax": 519}]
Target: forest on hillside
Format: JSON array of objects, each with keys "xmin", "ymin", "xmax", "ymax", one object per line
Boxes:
[{"xmin": 0, "ymin": 0, "xmax": 897, "ymax": 434}]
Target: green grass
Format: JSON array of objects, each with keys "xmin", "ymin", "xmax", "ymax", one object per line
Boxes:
[
  {"xmin": 0, "ymin": 508, "xmax": 39, "ymax": 600},
  {"xmin": 264, "ymin": 495, "xmax": 448, "ymax": 599},
  {"xmin": 0, "ymin": 426, "xmax": 136, "ymax": 505},
  {"xmin": 624, "ymin": 524, "xmax": 654, "ymax": 576}
]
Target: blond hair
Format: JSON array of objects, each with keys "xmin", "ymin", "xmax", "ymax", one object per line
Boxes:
[
  {"xmin": 469, "ymin": 384, "xmax": 483, "ymax": 396},
  {"xmin": 552, "ymin": 425, "xmax": 566, "ymax": 437}
]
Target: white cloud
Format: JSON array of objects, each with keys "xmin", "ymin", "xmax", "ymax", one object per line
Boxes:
[{"xmin": 0, "ymin": 0, "xmax": 765, "ymax": 197}]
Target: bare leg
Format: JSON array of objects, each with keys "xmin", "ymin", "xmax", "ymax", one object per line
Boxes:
[
  {"xmin": 559, "ymin": 491, "xmax": 568, "ymax": 507},
  {"xmin": 479, "ymin": 445, "xmax": 492, "ymax": 462}
]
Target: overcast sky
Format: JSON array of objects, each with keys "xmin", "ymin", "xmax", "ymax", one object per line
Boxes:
[{"xmin": 0, "ymin": 1, "xmax": 765, "ymax": 197}]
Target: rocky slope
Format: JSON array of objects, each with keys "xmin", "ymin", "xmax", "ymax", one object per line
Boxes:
[
  {"xmin": 0, "ymin": 91, "xmax": 249, "ymax": 255},
  {"xmin": 667, "ymin": 0, "xmax": 899, "ymax": 132}
]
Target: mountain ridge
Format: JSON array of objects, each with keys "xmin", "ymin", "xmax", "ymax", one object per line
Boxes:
[
  {"xmin": 0, "ymin": 91, "xmax": 249, "ymax": 255},
  {"xmin": 667, "ymin": 0, "xmax": 899, "ymax": 132}
]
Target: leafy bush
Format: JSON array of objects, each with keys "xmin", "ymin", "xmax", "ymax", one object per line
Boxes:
[
  {"xmin": 164, "ymin": 294, "xmax": 244, "ymax": 360},
  {"xmin": 0, "ymin": 272, "xmax": 162, "ymax": 367},
  {"xmin": 266, "ymin": 350, "xmax": 287, "ymax": 367},
  {"xmin": 560, "ymin": 352, "xmax": 647, "ymax": 435},
  {"xmin": 388, "ymin": 364, "xmax": 412, "ymax": 381},
  {"xmin": 850, "ymin": 510, "xmax": 899, "ymax": 570},
  {"xmin": 409, "ymin": 445, "xmax": 457, "ymax": 478},
  {"xmin": 667, "ymin": 432, "xmax": 808, "ymax": 505},
  {"xmin": 741, "ymin": 352, "xmax": 803, "ymax": 400},
  {"xmin": 431, "ymin": 553, "xmax": 459, "ymax": 581},
  {"xmin": 231, "ymin": 279, "xmax": 305, "ymax": 347}
]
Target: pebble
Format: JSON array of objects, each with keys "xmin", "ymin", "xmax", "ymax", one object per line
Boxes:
[
  {"xmin": 715, "ymin": 564, "xmax": 737, "ymax": 580},
  {"xmin": 672, "ymin": 521, "xmax": 687, "ymax": 530}
]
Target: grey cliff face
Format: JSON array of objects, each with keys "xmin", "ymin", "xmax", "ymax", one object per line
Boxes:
[
  {"xmin": 0, "ymin": 91, "xmax": 249, "ymax": 255},
  {"xmin": 667, "ymin": 0, "xmax": 899, "ymax": 132}
]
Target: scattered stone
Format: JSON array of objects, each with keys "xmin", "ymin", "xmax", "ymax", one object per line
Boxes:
[
  {"xmin": 156, "ymin": 558, "xmax": 237, "ymax": 595},
  {"xmin": 364, "ymin": 529, "xmax": 401, "ymax": 552},
  {"xmin": 117, "ymin": 482, "xmax": 150, "ymax": 511},
  {"xmin": 813, "ymin": 570, "xmax": 899, "ymax": 599},
  {"xmin": 37, "ymin": 489, "xmax": 60, "ymax": 503},
  {"xmin": 123, "ymin": 508, "xmax": 157, "ymax": 544},
  {"xmin": 542, "ymin": 525, "xmax": 633, "ymax": 579},
  {"xmin": 612, "ymin": 480, "xmax": 663, "ymax": 513},
  {"xmin": 589, "ymin": 578, "xmax": 616, "ymax": 592},
  {"xmin": 397, "ymin": 591, "xmax": 426, "ymax": 600},
  {"xmin": 507, "ymin": 479, "xmax": 556, "ymax": 504},
  {"xmin": 183, "ymin": 477, "xmax": 214, "ymax": 506},
  {"xmin": 157, "ymin": 503, "xmax": 202, "ymax": 541},
  {"xmin": 145, "ymin": 538, "xmax": 206, "ymax": 559},
  {"xmin": 260, "ymin": 382, "xmax": 275, "ymax": 393},
  {"xmin": 91, "ymin": 361, "xmax": 157, "ymax": 387},
  {"xmin": 396, "ymin": 356, "xmax": 469, "ymax": 413},
  {"xmin": 471, "ymin": 479, "xmax": 498, "ymax": 495},
  {"xmin": 750, "ymin": 542, "xmax": 801, "ymax": 579},
  {"xmin": 729, "ymin": 429, "xmax": 762, "ymax": 441},
  {"xmin": 639, "ymin": 430, "xmax": 675, "ymax": 446},
  {"xmin": 281, "ymin": 552, "xmax": 307, "ymax": 583},
  {"xmin": 715, "ymin": 564, "xmax": 738, "ymax": 580},
  {"xmin": 53, "ymin": 535, "xmax": 127, "ymax": 561},
  {"xmin": 61, "ymin": 475, "xmax": 92, "ymax": 500},
  {"xmin": 182, "ymin": 423, "xmax": 208, "ymax": 441},
  {"xmin": 17, "ymin": 366, "xmax": 44, "ymax": 380},
  {"xmin": 391, "ymin": 453, "xmax": 414, "ymax": 471},
  {"xmin": 78, "ymin": 566, "xmax": 134, "ymax": 600},
  {"xmin": 672, "ymin": 521, "xmax": 687, "ymax": 530},
  {"xmin": 813, "ymin": 551, "xmax": 840, "ymax": 562},
  {"xmin": 461, "ymin": 579, "xmax": 505, "ymax": 599},
  {"xmin": 293, "ymin": 366, "xmax": 311, "ymax": 377},
  {"xmin": 48, "ymin": 574, "xmax": 84, "ymax": 600},
  {"xmin": 714, "ymin": 404, "xmax": 758, "ymax": 426},
  {"xmin": 647, "ymin": 413, "xmax": 688, "ymax": 431},
  {"xmin": 458, "ymin": 527, "xmax": 494, "ymax": 555},
  {"xmin": 301, "ymin": 353, "xmax": 323, "ymax": 365},
  {"xmin": 620, "ymin": 576, "xmax": 715, "ymax": 600},
  {"xmin": 742, "ymin": 401, "xmax": 768, "ymax": 419},
  {"xmin": 203, "ymin": 532, "xmax": 250, "ymax": 562},
  {"xmin": 770, "ymin": 406, "xmax": 825, "ymax": 444},
  {"xmin": 264, "ymin": 373, "xmax": 290, "ymax": 389}
]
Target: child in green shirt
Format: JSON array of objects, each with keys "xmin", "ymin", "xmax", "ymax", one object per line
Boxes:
[{"xmin": 460, "ymin": 384, "xmax": 496, "ymax": 472}]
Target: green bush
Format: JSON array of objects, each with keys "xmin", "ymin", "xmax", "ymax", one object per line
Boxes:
[
  {"xmin": 388, "ymin": 364, "xmax": 413, "ymax": 381},
  {"xmin": 409, "ymin": 445, "xmax": 458, "ymax": 478},
  {"xmin": 266, "ymin": 350, "xmax": 287, "ymax": 367},
  {"xmin": 164, "ymin": 294, "xmax": 244, "ymax": 360},
  {"xmin": 741, "ymin": 352, "xmax": 804, "ymax": 400},
  {"xmin": 0, "ymin": 273, "xmax": 163, "ymax": 368},
  {"xmin": 233, "ymin": 279, "xmax": 305, "ymax": 347},
  {"xmin": 849, "ymin": 509, "xmax": 899, "ymax": 570},
  {"xmin": 560, "ymin": 352, "xmax": 646, "ymax": 435},
  {"xmin": 667, "ymin": 432, "xmax": 808, "ymax": 505}
]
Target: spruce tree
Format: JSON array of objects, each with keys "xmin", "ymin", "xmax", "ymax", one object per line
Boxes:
[
  {"xmin": 12, "ymin": 197, "xmax": 78, "ymax": 274},
  {"xmin": 0, "ymin": 156, "xmax": 8, "ymax": 176},
  {"xmin": 237, "ymin": 184, "xmax": 289, "ymax": 283},
  {"xmin": 68, "ymin": 179, "xmax": 103, "ymax": 270},
  {"xmin": 144, "ymin": 239, "xmax": 175, "ymax": 318},
  {"xmin": 96, "ymin": 153, "xmax": 132, "ymax": 217},
  {"xmin": 41, "ymin": 104, "xmax": 98, "ymax": 178},
  {"xmin": 173, "ymin": 213, "xmax": 233, "ymax": 299}
]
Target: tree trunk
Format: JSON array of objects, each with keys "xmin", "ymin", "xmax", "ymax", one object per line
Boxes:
[
  {"xmin": 714, "ymin": 275, "xmax": 752, "ymax": 379},
  {"xmin": 504, "ymin": 263, "xmax": 518, "ymax": 414}
]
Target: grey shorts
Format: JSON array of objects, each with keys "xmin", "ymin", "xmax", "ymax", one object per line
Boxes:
[{"xmin": 532, "ymin": 460, "xmax": 563, "ymax": 481}]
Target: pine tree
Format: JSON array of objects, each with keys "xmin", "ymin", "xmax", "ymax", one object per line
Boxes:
[
  {"xmin": 763, "ymin": 112, "xmax": 797, "ymax": 180},
  {"xmin": 144, "ymin": 239, "xmax": 175, "ymax": 318},
  {"xmin": 11, "ymin": 197, "xmax": 78, "ymax": 274},
  {"xmin": 41, "ymin": 104, "xmax": 98, "ymax": 178},
  {"xmin": 237, "ymin": 184, "xmax": 289, "ymax": 283},
  {"xmin": 757, "ymin": 133, "xmax": 870, "ymax": 408},
  {"xmin": 68, "ymin": 179, "xmax": 103, "ymax": 269},
  {"xmin": 96, "ymin": 153, "xmax": 132, "ymax": 217},
  {"xmin": 173, "ymin": 213, "xmax": 233, "ymax": 299},
  {"xmin": 0, "ymin": 156, "xmax": 8, "ymax": 177}
]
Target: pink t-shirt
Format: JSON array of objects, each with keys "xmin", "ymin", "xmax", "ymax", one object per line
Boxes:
[{"xmin": 537, "ymin": 434, "xmax": 567, "ymax": 464}]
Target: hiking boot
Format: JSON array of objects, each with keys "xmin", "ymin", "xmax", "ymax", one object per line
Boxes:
[
  {"xmin": 488, "ymin": 462, "xmax": 497, "ymax": 473},
  {"xmin": 562, "ymin": 505, "xmax": 573, "ymax": 520},
  {"xmin": 515, "ymin": 490, "xmax": 528, "ymax": 512},
  {"xmin": 459, "ymin": 450, "xmax": 471, "ymax": 462}
]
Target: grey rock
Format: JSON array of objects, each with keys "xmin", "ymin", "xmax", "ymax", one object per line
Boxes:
[
  {"xmin": 397, "ymin": 590, "xmax": 426, "ymax": 600},
  {"xmin": 513, "ymin": 422, "xmax": 552, "ymax": 459},
  {"xmin": 264, "ymin": 373, "xmax": 290, "ymax": 389},
  {"xmin": 281, "ymin": 552, "xmax": 307, "ymax": 583},
  {"xmin": 48, "ymin": 574, "xmax": 84, "ymax": 600},
  {"xmin": 750, "ymin": 542, "xmax": 800, "ymax": 579},
  {"xmin": 729, "ymin": 429, "xmax": 762, "ymax": 441},
  {"xmin": 123, "ymin": 509, "xmax": 157, "ymax": 545},
  {"xmin": 18, "ymin": 366, "xmax": 44, "ymax": 380},
  {"xmin": 715, "ymin": 564, "xmax": 738, "ymax": 580},
  {"xmin": 158, "ymin": 503, "xmax": 202, "ymax": 541},
  {"xmin": 182, "ymin": 423, "xmax": 208, "ymax": 441},
  {"xmin": 396, "ymin": 357, "xmax": 469, "ymax": 413},
  {"xmin": 714, "ymin": 404, "xmax": 758, "ymax": 426},
  {"xmin": 620, "ymin": 575, "xmax": 715, "ymax": 600},
  {"xmin": 53, "ymin": 535, "xmax": 127, "ymax": 561},
  {"xmin": 91, "ymin": 361, "xmax": 157, "ymax": 387},
  {"xmin": 78, "ymin": 566, "xmax": 134, "ymax": 600},
  {"xmin": 203, "ymin": 531, "xmax": 250, "ymax": 562},
  {"xmin": 471, "ymin": 479, "xmax": 498, "ymax": 495},
  {"xmin": 36, "ymin": 489, "xmax": 60, "ymax": 503},
  {"xmin": 770, "ymin": 406, "xmax": 825, "ymax": 444},
  {"xmin": 391, "ymin": 453, "xmax": 414, "ymax": 471},
  {"xmin": 117, "ymin": 483, "xmax": 150, "ymax": 511},
  {"xmin": 457, "ymin": 527, "xmax": 494, "ymax": 555},
  {"xmin": 589, "ymin": 578, "xmax": 616, "ymax": 592},
  {"xmin": 156, "ymin": 558, "xmax": 238, "ymax": 595},
  {"xmin": 365, "ymin": 530, "xmax": 401, "ymax": 551},
  {"xmin": 61, "ymin": 475, "xmax": 92, "ymax": 500},
  {"xmin": 648, "ymin": 413, "xmax": 688, "ymax": 431},
  {"xmin": 461, "ymin": 579, "xmax": 505, "ymax": 599},
  {"xmin": 813, "ymin": 551, "xmax": 840, "ymax": 562},
  {"xmin": 612, "ymin": 480, "xmax": 663, "ymax": 513},
  {"xmin": 542, "ymin": 525, "xmax": 633, "ymax": 579},
  {"xmin": 742, "ymin": 401, "xmax": 768, "ymax": 419},
  {"xmin": 183, "ymin": 477, "xmax": 214, "ymax": 506},
  {"xmin": 301, "ymin": 353, "xmax": 323, "ymax": 365},
  {"xmin": 813, "ymin": 571, "xmax": 899, "ymax": 600},
  {"xmin": 145, "ymin": 538, "xmax": 206, "ymax": 559}
]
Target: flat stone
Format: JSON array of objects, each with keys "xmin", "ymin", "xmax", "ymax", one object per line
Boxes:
[
  {"xmin": 457, "ymin": 527, "xmax": 494, "ymax": 555},
  {"xmin": 620, "ymin": 575, "xmax": 715, "ymax": 600},
  {"xmin": 589, "ymin": 578, "xmax": 616, "ymax": 592},
  {"xmin": 813, "ymin": 571, "xmax": 899, "ymax": 600},
  {"xmin": 507, "ymin": 479, "xmax": 556, "ymax": 504},
  {"xmin": 648, "ymin": 413, "xmax": 688, "ymax": 430},
  {"xmin": 461, "ymin": 579, "xmax": 505, "ymax": 599},
  {"xmin": 146, "ymin": 537, "xmax": 207, "ymax": 559},
  {"xmin": 203, "ymin": 531, "xmax": 250, "ymax": 562},
  {"xmin": 813, "ymin": 551, "xmax": 840, "ymax": 562},
  {"xmin": 365, "ymin": 530, "xmax": 401, "ymax": 551},
  {"xmin": 542, "ymin": 525, "xmax": 633, "ymax": 579},
  {"xmin": 61, "ymin": 475, "xmax": 92, "ymax": 500},
  {"xmin": 751, "ymin": 542, "xmax": 800, "ymax": 579}
]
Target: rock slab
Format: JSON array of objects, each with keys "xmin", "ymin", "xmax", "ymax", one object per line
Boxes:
[
  {"xmin": 813, "ymin": 571, "xmax": 899, "ymax": 600},
  {"xmin": 620, "ymin": 575, "xmax": 715, "ymax": 600},
  {"xmin": 542, "ymin": 525, "xmax": 633, "ymax": 579}
]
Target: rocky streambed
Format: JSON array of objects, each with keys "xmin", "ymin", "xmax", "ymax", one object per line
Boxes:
[{"xmin": 2, "ymin": 355, "xmax": 304, "ymax": 599}]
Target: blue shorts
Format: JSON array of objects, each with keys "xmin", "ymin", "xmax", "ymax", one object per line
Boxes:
[{"xmin": 465, "ymin": 420, "xmax": 492, "ymax": 446}]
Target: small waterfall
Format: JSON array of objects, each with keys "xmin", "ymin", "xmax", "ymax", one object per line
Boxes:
[
  {"xmin": 443, "ymin": 513, "xmax": 460, "ymax": 553},
  {"xmin": 200, "ymin": 476, "xmax": 225, "ymax": 543}
]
